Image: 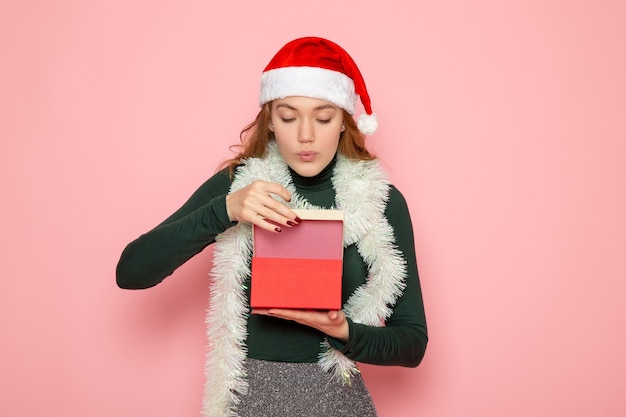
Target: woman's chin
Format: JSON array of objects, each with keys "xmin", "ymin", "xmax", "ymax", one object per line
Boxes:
[{"xmin": 290, "ymin": 164, "xmax": 323, "ymax": 177}]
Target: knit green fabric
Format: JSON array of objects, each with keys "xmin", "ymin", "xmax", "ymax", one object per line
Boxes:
[{"xmin": 116, "ymin": 157, "xmax": 427, "ymax": 367}]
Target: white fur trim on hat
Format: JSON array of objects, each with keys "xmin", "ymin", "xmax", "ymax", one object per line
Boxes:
[{"xmin": 260, "ymin": 66, "xmax": 358, "ymax": 114}]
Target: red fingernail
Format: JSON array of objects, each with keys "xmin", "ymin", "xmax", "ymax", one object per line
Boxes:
[
  {"xmin": 275, "ymin": 227, "xmax": 282, "ymax": 233},
  {"xmin": 287, "ymin": 220, "xmax": 296, "ymax": 226},
  {"xmin": 294, "ymin": 217, "xmax": 302, "ymax": 224}
]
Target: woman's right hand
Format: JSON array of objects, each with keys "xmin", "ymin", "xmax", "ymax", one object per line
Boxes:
[{"xmin": 225, "ymin": 180, "xmax": 300, "ymax": 233}]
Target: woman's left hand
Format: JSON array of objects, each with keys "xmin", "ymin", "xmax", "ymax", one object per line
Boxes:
[{"xmin": 252, "ymin": 309, "xmax": 349, "ymax": 342}]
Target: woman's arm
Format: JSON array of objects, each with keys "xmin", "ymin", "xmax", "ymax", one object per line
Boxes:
[
  {"xmin": 328, "ymin": 186, "xmax": 428, "ymax": 367},
  {"xmin": 116, "ymin": 169, "xmax": 235, "ymax": 289}
]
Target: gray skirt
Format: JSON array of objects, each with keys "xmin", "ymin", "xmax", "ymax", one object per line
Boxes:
[{"xmin": 235, "ymin": 358, "xmax": 378, "ymax": 417}]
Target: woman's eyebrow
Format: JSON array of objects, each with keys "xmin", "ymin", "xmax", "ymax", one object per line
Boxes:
[
  {"xmin": 275, "ymin": 103, "xmax": 337, "ymax": 111},
  {"xmin": 314, "ymin": 104, "xmax": 337, "ymax": 111},
  {"xmin": 275, "ymin": 103, "xmax": 296, "ymax": 110}
]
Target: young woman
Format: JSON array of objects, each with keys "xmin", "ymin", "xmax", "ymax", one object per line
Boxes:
[{"xmin": 117, "ymin": 36, "xmax": 427, "ymax": 417}]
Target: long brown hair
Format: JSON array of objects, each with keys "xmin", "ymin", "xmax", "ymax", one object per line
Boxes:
[{"xmin": 220, "ymin": 102, "xmax": 376, "ymax": 176}]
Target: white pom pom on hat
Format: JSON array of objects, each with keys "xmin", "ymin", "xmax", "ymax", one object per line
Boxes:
[{"xmin": 260, "ymin": 37, "xmax": 378, "ymax": 135}]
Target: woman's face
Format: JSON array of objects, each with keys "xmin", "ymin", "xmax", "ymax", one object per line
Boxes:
[{"xmin": 270, "ymin": 96, "xmax": 344, "ymax": 177}]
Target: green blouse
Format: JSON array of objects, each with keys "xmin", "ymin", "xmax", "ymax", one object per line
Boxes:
[{"xmin": 116, "ymin": 156, "xmax": 427, "ymax": 367}]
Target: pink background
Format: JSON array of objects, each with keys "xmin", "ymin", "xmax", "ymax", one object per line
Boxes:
[{"xmin": 2, "ymin": 1, "xmax": 625, "ymax": 416}]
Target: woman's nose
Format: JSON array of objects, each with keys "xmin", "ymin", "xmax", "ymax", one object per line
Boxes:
[{"xmin": 298, "ymin": 120, "xmax": 314, "ymax": 142}]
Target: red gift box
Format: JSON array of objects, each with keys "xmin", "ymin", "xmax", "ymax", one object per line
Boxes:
[{"xmin": 250, "ymin": 209, "xmax": 344, "ymax": 310}]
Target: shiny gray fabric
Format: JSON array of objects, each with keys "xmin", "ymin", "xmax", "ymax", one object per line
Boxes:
[{"xmin": 236, "ymin": 359, "xmax": 378, "ymax": 417}]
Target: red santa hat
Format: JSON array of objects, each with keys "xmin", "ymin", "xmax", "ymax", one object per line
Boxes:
[{"xmin": 259, "ymin": 37, "xmax": 378, "ymax": 135}]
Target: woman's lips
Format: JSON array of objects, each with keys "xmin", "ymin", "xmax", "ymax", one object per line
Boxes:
[{"xmin": 297, "ymin": 151, "xmax": 318, "ymax": 162}]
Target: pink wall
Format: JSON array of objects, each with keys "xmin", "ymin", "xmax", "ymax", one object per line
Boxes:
[{"xmin": 2, "ymin": 1, "xmax": 625, "ymax": 416}]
